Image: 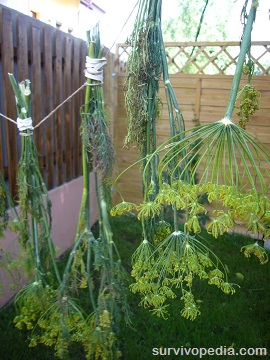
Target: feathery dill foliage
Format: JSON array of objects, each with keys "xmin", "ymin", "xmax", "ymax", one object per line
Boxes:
[
  {"xmin": 8, "ymin": 74, "xmax": 60, "ymax": 284},
  {"xmin": 111, "ymin": 0, "xmax": 269, "ymax": 321},
  {"xmin": 124, "ymin": 0, "xmax": 163, "ymax": 151}
]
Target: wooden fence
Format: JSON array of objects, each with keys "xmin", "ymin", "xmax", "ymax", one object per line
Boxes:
[
  {"xmin": 0, "ymin": 5, "xmax": 114, "ymax": 199},
  {"xmin": 113, "ymin": 42, "xmax": 270, "ymax": 204}
]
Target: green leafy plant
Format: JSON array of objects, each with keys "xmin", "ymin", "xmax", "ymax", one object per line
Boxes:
[{"xmin": 111, "ymin": 0, "xmax": 268, "ymax": 321}]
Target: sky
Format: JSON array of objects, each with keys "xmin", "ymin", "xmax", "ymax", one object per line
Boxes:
[{"xmin": 97, "ymin": 0, "xmax": 269, "ymax": 50}]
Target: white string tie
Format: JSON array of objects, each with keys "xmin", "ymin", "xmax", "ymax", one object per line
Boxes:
[
  {"xmin": 84, "ymin": 57, "xmax": 107, "ymax": 83},
  {"xmin": 17, "ymin": 117, "xmax": 34, "ymax": 136}
]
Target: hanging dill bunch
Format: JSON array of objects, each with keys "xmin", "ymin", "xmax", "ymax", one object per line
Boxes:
[
  {"xmin": 81, "ymin": 106, "xmax": 115, "ymax": 180},
  {"xmin": 237, "ymin": 84, "xmax": 260, "ymax": 129},
  {"xmin": 124, "ymin": 0, "xmax": 163, "ymax": 149},
  {"xmin": 80, "ymin": 26, "xmax": 115, "ymax": 181},
  {"xmin": 8, "ymin": 74, "xmax": 60, "ymax": 285}
]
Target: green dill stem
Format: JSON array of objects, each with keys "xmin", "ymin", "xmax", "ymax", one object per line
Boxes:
[
  {"xmin": 77, "ymin": 42, "xmax": 96, "ymax": 234},
  {"xmin": 225, "ymin": 0, "xmax": 257, "ymax": 119},
  {"xmin": 100, "ymin": 197, "xmax": 114, "ymax": 283},
  {"xmin": 86, "ymin": 237, "xmax": 97, "ymax": 314},
  {"xmin": 60, "ymin": 230, "xmax": 88, "ymax": 294},
  {"xmin": 158, "ymin": 22, "xmax": 185, "ymax": 136}
]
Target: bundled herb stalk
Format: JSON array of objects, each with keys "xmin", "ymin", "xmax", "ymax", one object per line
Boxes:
[
  {"xmin": 111, "ymin": 0, "xmax": 268, "ymax": 321},
  {"xmin": 8, "ymin": 74, "xmax": 61, "ymax": 285},
  {"xmin": 28, "ymin": 25, "xmax": 128, "ymax": 359}
]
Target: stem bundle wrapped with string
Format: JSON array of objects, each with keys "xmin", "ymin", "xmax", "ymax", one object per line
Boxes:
[{"xmin": 8, "ymin": 74, "xmax": 61, "ymax": 284}]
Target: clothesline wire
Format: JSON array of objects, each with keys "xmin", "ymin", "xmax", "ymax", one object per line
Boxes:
[
  {"xmin": 0, "ymin": 82, "xmax": 100, "ymax": 131},
  {"xmin": 105, "ymin": 0, "xmax": 139, "ymax": 57}
]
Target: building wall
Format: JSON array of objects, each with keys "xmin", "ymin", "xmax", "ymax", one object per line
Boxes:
[{"xmin": 0, "ymin": 0, "xmax": 105, "ymax": 38}]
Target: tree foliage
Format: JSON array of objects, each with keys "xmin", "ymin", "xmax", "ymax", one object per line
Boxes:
[{"xmin": 162, "ymin": 0, "xmax": 235, "ymax": 42}]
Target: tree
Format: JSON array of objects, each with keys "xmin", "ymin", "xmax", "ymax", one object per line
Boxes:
[{"xmin": 162, "ymin": 0, "xmax": 235, "ymax": 42}]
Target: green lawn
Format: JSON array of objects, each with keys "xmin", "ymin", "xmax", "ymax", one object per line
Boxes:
[{"xmin": 1, "ymin": 214, "xmax": 270, "ymax": 359}]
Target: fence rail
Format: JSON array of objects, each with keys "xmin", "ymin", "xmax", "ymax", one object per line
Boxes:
[
  {"xmin": 0, "ymin": 5, "xmax": 114, "ymax": 200},
  {"xmin": 116, "ymin": 41, "xmax": 270, "ymax": 75}
]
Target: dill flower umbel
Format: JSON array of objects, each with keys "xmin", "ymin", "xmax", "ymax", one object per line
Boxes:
[
  {"xmin": 137, "ymin": 201, "xmax": 162, "ymax": 220},
  {"xmin": 110, "ymin": 201, "xmax": 137, "ymax": 216},
  {"xmin": 130, "ymin": 230, "xmax": 231, "ymax": 320},
  {"xmin": 180, "ymin": 290, "xmax": 201, "ymax": 321},
  {"xmin": 241, "ymin": 242, "xmax": 268, "ymax": 264}
]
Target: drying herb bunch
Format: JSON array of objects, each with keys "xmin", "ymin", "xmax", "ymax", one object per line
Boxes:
[
  {"xmin": 80, "ymin": 31, "xmax": 114, "ymax": 181},
  {"xmin": 124, "ymin": 0, "xmax": 163, "ymax": 151},
  {"xmin": 111, "ymin": 0, "xmax": 268, "ymax": 321},
  {"xmin": 8, "ymin": 74, "xmax": 61, "ymax": 285},
  {"xmin": 2, "ymin": 26, "xmax": 128, "ymax": 360},
  {"xmin": 44, "ymin": 25, "xmax": 128, "ymax": 359}
]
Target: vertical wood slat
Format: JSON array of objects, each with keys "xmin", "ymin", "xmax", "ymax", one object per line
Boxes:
[
  {"xmin": 72, "ymin": 38, "xmax": 81, "ymax": 178},
  {"xmin": 195, "ymin": 78, "xmax": 201, "ymax": 120},
  {"xmin": 64, "ymin": 35, "xmax": 72, "ymax": 182},
  {"xmin": 16, "ymin": 13, "xmax": 28, "ymax": 81},
  {"xmin": 79, "ymin": 41, "xmax": 87, "ymax": 175},
  {"xmin": 0, "ymin": 7, "xmax": 17, "ymax": 199},
  {"xmin": 43, "ymin": 26, "xmax": 54, "ymax": 190},
  {"xmin": 54, "ymin": 29, "xmax": 63, "ymax": 186},
  {"xmin": 31, "ymin": 22, "xmax": 43, "ymax": 170}
]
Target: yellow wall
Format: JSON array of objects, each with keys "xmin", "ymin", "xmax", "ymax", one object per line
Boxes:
[
  {"xmin": 1, "ymin": 0, "xmax": 104, "ymax": 39},
  {"xmin": 29, "ymin": 0, "xmax": 80, "ymax": 34}
]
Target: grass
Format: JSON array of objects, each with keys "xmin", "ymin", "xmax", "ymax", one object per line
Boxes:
[{"xmin": 1, "ymin": 214, "xmax": 270, "ymax": 359}]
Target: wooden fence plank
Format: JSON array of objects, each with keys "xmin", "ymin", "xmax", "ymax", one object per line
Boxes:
[
  {"xmin": 1, "ymin": 7, "xmax": 17, "ymax": 199},
  {"xmin": 16, "ymin": 13, "xmax": 28, "ymax": 81},
  {"xmin": 31, "ymin": 22, "xmax": 43, "ymax": 170},
  {"xmin": 43, "ymin": 25, "xmax": 54, "ymax": 190},
  {"xmin": 54, "ymin": 29, "xmax": 64, "ymax": 186},
  {"xmin": 64, "ymin": 35, "xmax": 72, "ymax": 182},
  {"xmin": 72, "ymin": 37, "xmax": 81, "ymax": 178},
  {"xmin": 78, "ymin": 41, "xmax": 87, "ymax": 175}
]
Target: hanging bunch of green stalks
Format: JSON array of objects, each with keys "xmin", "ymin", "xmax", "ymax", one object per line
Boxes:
[
  {"xmin": 2, "ymin": 26, "xmax": 128, "ymax": 359},
  {"xmin": 81, "ymin": 30, "xmax": 114, "ymax": 181},
  {"xmin": 124, "ymin": 0, "xmax": 163, "ymax": 155},
  {"xmin": 111, "ymin": 0, "xmax": 269, "ymax": 321},
  {"xmin": 123, "ymin": 0, "xmax": 185, "ymax": 243},
  {"xmin": 23, "ymin": 25, "xmax": 128, "ymax": 359},
  {"xmin": 8, "ymin": 74, "xmax": 61, "ymax": 285},
  {"xmin": 67, "ymin": 25, "xmax": 130, "ymax": 358}
]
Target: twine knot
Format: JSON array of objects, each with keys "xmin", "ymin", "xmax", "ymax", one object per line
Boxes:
[
  {"xmin": 17, "ymin": 117, "xmax": 34, "ymax": 136},
  {"xmin": 84, "ymin": 57, "xmax": 107, "ymax": 83}
]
